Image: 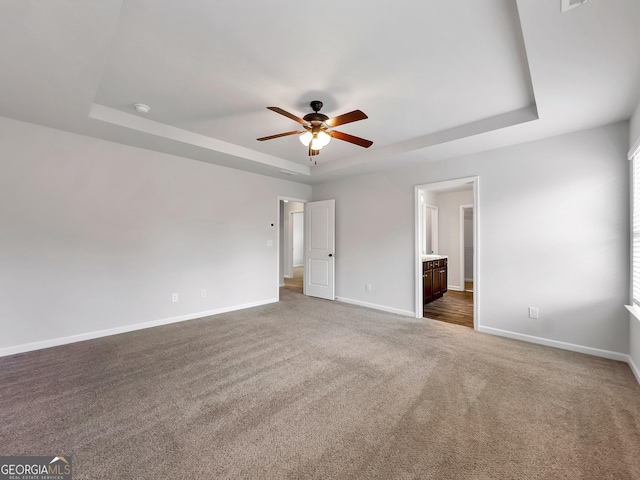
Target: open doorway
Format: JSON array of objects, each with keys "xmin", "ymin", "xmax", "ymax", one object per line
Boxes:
[
  {"xmin": 284, "ymin": 209, "xmax": 304, "ymax": 293},
  {"xmin": 415, "ymin": 177, "xmax": 478, "ymax": 329},
  {"xmin": 279, "ymin": 198, "xmax": 305, "ymax": 295}
]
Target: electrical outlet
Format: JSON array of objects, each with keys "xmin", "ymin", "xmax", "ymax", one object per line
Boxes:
[
  {"xmin": 528, "ymin": 307, "xmax": 539, "ymax": 319},
  {"xmin": 365, "ymin": 283, "xmax": 372, "ymax": 292},
  {"xmin": 172, "ymin": 293, "xmax": 179, "ymax": 303},
  {"xmin": 201, "ymin": 289, "xmax": 207, "ymax": 298}
]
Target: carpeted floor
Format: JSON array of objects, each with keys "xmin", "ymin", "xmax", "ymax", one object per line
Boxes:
[{"xmin": 1, "ymin": 288, "xmax": 639, "ymax": 479}]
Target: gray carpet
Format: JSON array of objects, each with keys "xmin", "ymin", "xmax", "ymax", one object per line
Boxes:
[{"xmin": 1, "ymin": 288, "xmax": 639, "ymax": 479}]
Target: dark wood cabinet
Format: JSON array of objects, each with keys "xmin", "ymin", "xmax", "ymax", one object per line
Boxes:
[
  {"xmin": 423, "ymin": 264, "xmax": 433, "ymax": 303},
  {"xmin": 423, "ymin": 258, "xmax": 447, "ymax": 305}
]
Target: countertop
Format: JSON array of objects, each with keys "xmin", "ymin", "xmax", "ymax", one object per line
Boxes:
[{"xmin": 421, "ymin": 255, "xmax": 448, "ymax": 261}]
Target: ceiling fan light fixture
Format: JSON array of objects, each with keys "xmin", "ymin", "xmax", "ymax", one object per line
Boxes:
[
  {"xmin": 310, "ymin": 136, "xmax": 325, "ymax": 151},
  {"xmin": 299, "ymin": 131, "xmax": 313, "ymax": 146},
  {"xmin": 301, "ymin": 130, "xmax": 331, "ymax": 150},
  {"xmin": 316, "ymin": 130, "xmax": 331, "ymax": 147},
  {"xmin": 310, "ymin": 140, "xmax": 323, "ymax": 151}
]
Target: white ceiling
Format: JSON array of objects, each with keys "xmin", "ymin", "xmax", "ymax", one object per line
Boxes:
[{"xmin": 1, "ymin": 0, "xmax": 638, "ymax": 184}]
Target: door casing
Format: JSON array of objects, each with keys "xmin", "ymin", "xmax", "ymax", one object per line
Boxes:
[{"xmin": 415, "ymin": 177, "xmax": 479, "ymax": 329}]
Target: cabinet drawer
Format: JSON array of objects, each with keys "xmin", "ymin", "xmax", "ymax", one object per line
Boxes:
[
  {"xmin": 423, "ymin": 261, "xmax": 434, "ymax": 271},
  {"xmin": 424, "ymin": 259, "xmax": 448, "ymax": 269}
]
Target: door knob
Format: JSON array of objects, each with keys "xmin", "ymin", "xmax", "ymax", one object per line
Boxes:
[{"xmin": 328, "ymin": 253, "xmax": 333, "ymax": 257}]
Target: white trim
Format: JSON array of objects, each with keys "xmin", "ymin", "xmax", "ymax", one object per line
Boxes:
[
  {"xmin": 625, "ymin": 304, "xmax": 640, "ymax": 323},
  {"xmin": 90, "ymin": 104, "xmax": 311, "ymax": 177},
  {"xmin": 336, "ymin": 297, "xmax": 414, "ymax": 317},
  {"xmin": 628, "ymin": 353, "xmax": 640, "ymax": 385},
  {"xmin": 478, "ymin": 326, "xmax": 629, "ymax": 362},
  {"xmin": 0, "ymin": 298, "xmax": 278, "ymax": 358},
  {"xmin": 447, "ymin": 285, "xmax": 464, "ymax": 292},
  {"xmin": 414, "ymin": 176, "xmax": 479, "ymax": 332},
  {"xmin": 628, "ymin": 138, "xmax": 640, "ymax": 161},
  {"xmin": 415, "ymin": 186, "xmax": 423, "ymax": 317}
]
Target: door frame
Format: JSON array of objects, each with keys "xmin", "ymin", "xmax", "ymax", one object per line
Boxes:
[
  {"xmin": 277, "ymin": 196, "xmax": 308, "ymax": 299},
  {"xmin": 414, "ymin": 176, "xmax": 479, "ymax": 329}
]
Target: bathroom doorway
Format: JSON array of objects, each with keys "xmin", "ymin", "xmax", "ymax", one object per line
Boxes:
[{"xmin": 415, "ymin": 177, "xmax": 478, "ymax": 329}]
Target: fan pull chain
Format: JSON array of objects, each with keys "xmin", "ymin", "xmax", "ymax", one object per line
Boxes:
[{"xmin": 308, "ymin": 144, "xmax": 317, "ymax": 164}]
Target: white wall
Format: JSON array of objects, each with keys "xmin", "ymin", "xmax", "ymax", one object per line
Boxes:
[
  {"xmin": 0, "ymin": 115, "xmax": 632, "ymax": 362},
  {"xmin": 436, "ymin": 189, "xmax": 473, "ymax": 290},
  {"xmin": 313, "ymin": 122, "xmax": 630, "ymax": 356},
  {"xmin": 0, "ymin": 116, "xmax": 311, "ymax": 353}
]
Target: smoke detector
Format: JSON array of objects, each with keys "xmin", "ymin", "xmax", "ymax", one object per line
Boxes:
[
  {"xmin": 133, "ymin": 103, "xmax": 150, "ymax": 114},
  {"xmin": 561, "ymin": 0, "xmax": 591, "ymax": 13}
]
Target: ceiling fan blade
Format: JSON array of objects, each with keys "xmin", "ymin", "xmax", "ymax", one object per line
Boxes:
[
  {"xmin": 267, "ymin": 107, "xmax": 307, "ymax": 125},
  {"xmin": 325, "ymin": 110, "xmax": 368, "ymax": 127},
  {"xmin": 330, "ymin": 130, "xmax": 373, "ymax": 148},
  {"xmin": 257, "ymin": 130, "xmax": 305, "ymax": 141}
]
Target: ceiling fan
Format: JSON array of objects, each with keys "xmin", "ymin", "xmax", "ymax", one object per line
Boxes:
[{"xmin": 257, "ymin": 100, "xmax": 373, "ymax": 163}]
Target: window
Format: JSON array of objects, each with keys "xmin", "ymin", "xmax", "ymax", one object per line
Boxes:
[{"xmin": 633, "ymin": 152, "xmax": 640, "ymax": 306}]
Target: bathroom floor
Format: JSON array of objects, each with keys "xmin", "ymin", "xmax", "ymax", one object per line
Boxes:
[{"xmin": 423, "ymin": 289, "xmax": 474, "ymax": 329}]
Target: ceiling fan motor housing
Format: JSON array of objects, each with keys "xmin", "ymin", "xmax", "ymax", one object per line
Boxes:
[
  {"xmin": 303, "ymin": 101, "xmax": 329, "ymax": 126},
  {"xmin": 303, "ymin": 113, "xmax": 329, "ymax": 126}
]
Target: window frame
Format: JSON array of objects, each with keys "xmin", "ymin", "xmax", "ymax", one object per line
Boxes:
[{"xmin": 631, "ymin": 149, "xmax": 640, "ymax": 315}]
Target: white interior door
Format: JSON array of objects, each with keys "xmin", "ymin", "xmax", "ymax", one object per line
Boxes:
[{"xmin": 304, "ymin": 199, "xmax": 335, "ymax": 300}]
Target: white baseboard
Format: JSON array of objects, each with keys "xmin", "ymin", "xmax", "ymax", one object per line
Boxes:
[
  {"xmin": 478, "ymin": 325, "xmax": 629, "ymax": 362},
  {"xmin": 335, "ymin": 297, "xmax": 414, "ymax": 317},
  {"xmin": 447, "ymin": 285, "xmax": 463, "ymax": 292},
  {"xmin": 0, "ymin": 298, "xmax": 278, "ymax": 358},
  {"xmin": 627, "ymin": 354, "xmax": 640, "ymax": 385}
]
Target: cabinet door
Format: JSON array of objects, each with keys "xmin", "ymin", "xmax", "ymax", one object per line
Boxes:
[
  {"xmin": 433, "ymin": 266, "xmax": 441, "ymax": 299},
  {"xmin": 423, "ymin": 269, "xmax": 433, "ymax": 304},
  {"xmin": 440, "ymin": 266, "xmax": 448, "ymax": 293}
]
